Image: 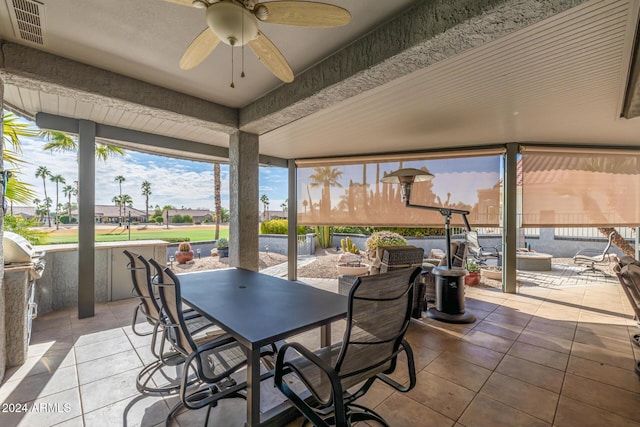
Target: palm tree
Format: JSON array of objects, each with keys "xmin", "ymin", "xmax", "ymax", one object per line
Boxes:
[
  {"xmin": 2, "ymin": 112, "xmax": 37, "ymax": 204},
  {"xmin": 63, "ymin": 184, "xmax": 75, "ymax": 219},
  {"xmin": 35, "ymin": 166, "xmax": 52, "ymax": 226},
  {"xmin": 302, "ymin": 199, "xmax": 309, "ymax": 214},
  {"xmin": 141, "ymin": 180, "xmax": 152, "ymax": 222},
  {"xmin": 308, "ymin": 166, "xmax": 343, "ymax": 216},
  {"xmin": 40, "ymin": 130, "xmax": 125, "ymax": 160},
  {"xmin": 115, "ymin": 175, "xmax": 125, "ymax": 223},
  {"xmin": 214, "ymin": 163, "xmax": 222, "ymax": 240},
  {"xmin": 260, "ymin": 194, "xmax": 270, "ymax": 220},
  {"xmin": 50, "ymin": 174, "xmax": 66, "ymax": 229}
]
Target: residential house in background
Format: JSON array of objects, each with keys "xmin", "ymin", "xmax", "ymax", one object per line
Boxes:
[
  {"xmin": 165, "ymin": 208, "xmax": 213, "ymax": 224},
  {"xmin": 71, "ymin": 205, "xmax": 146, "ymax": 223}
]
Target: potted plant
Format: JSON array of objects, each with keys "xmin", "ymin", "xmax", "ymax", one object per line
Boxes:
[
  {"xmin": 465, "ymin": 259, "xmax": 481, "ymax": 286},
  {"xmin": 365, "ymin": 231, "xmax": 407, "ymax": 260},
  {"xmin": 175, "ymin": 241, "xmax": 194, "ymax": 264},
  {"xmin": 216, "ymin": 238, "xmax": 229, "ymax": 258},
  {"xmin": 337, "ymin": 237, "xmax": 369, "ymax": 276}
]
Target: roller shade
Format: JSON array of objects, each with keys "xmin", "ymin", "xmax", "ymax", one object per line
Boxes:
[
  {"xmin": 296, "ymin": 150, "xmax": 503, "ymax": 227},
  {"xmin": 521, "ymin": 147, "xmax": 640, "ymax": 227}
]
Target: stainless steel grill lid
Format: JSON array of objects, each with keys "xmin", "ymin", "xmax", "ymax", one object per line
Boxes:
[{"xmin": 3, "ymin": 231, "xmax": 37, "ymax": 264}]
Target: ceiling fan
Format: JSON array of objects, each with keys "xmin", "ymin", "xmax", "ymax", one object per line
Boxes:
[{"xmin": 166, "ymin": 0, "xmax": 351, "ymax": 85}]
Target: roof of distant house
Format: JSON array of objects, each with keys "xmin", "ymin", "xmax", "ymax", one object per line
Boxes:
[
  {"xmin": 166, "ymin": 209, "xmax": 212, "ymax": 217},
  {"xmin": 71, "ymin": 205, "xmax": 146, "ymax": 217},
  {"xmin": 10, "ymin": 206, "xmax": 37, "ymax": 217}
]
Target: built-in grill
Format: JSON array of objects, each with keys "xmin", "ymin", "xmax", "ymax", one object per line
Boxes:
[{"xmin": 3, "ymin": 231, "xmax": 46, "ymax": 369}]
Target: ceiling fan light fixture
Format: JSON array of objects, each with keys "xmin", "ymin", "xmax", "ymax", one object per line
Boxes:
[
  {"xmin": 206, "ymin": 1, "xmax": 258, "ymax": 46},
  {"xmin": 191, "ymin": 0, "xmax": 209, "ymax": 9}
]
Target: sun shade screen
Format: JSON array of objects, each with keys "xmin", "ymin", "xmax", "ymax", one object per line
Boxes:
[
  {"xmin": 521, "ymin": 149, "xmax": 640, "ymax": 227},
  {"xmin": 296, "ymin": 155, "xmax": 501, "ymax": 227}
]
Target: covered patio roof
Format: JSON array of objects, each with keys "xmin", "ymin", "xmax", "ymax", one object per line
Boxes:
[{"xmin": 2, "ymin": 0, "xmax": 640, "ymax": 162}]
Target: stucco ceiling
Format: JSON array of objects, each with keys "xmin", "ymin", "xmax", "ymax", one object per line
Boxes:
[{"xmin": 2, "ymin": 0, "xmax": 640, "ymax": 162}]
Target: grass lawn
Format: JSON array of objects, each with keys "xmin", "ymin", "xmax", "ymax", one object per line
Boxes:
[{"xmin": 41, "ymin": 226, "xmax": 229, "ymax": 244}]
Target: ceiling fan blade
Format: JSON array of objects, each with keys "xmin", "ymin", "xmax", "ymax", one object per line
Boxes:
[
  {"xmin": 164, "ymin": 0, "xmax": 196, "ymax": 7},
  {"xmin": 249, "ymin": 31, "xmax": 294, "ymax": 83},
  {"xmin": 258, "ymin": 1, "xmax": 351, "ymax": 27},
  {"xmin": 179, "ymin": 28, "xmax": 221, "ymax": 70}
]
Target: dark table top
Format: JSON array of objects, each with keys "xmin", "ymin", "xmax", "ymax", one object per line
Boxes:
[{"xmin": 178, "ymin": 267, "xmax": 348, "ymax": 350}]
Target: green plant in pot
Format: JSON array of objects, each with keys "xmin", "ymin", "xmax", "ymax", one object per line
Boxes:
[
  {"xmin": 464, "ymin": 259, "xmax": 481, "ymax": 286},
  {"xmin": 337, "ymin": 237, "xmax": 369, "ymax": 276},
  {"xmin": 216, "ymin": 238, "xmax": 229, "ymax": 258},
  {"xmin": 175, "ymin": 241, "xmax": 194, "ymax": 264}
]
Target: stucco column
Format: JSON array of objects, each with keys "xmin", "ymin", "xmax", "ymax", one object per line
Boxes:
[
  {"xmin": 502, "ymin": 143, "xmax": 518, "ymax": 293},
  {"xmin": 0, "ymin": 76, "xmax": 6, "ymax": 381},
  {"xmin": 229, "ymin": 131, "xmax": 259, "ymax": 270},
  {"xmin": 78, "ymin": 120, "xmax": 96, "ymax": 318}
]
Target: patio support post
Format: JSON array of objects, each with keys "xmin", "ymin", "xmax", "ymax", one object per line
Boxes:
[
  {"xmin": 636, "ymin": 227, "xmax": 639, "ymax": 260},
  {"xmin": 503, "ymin": 143, "xmax": 518, "ymax": 293},
  {"xmin": 78, "ymin": 120, "xmax": 96, "ymax": 318},
  {"xmin": 229, "ymin": 131, "xmax": 259, "ymax": 271},
  {"xmin": 287, "ymin": 160, "xmax": 297, "ymax": 281},
  {"xmin": 0, "ymin": 77, "xmax": 6, "ymax": 382}
]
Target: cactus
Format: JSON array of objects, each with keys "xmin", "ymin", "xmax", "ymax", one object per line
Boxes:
[
  {"xmin": 341, "ymin": 236, "xmax": 360, "ymax": 255},
  {"xmin": 315, "ymin": 226, "xmax": 333, "ymax": 248}
]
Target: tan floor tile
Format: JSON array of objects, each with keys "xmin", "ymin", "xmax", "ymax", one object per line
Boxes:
[
  {"xmin": 479, "ymin": 372, "xmax": 558, "ymax": 423},
  {"xmin": 445, "ymin": 341, "xmax": 505, "ymax": 371},
  {"xmin": 1, "ymin": 387, "xmax": 83, "ymax": 427},
  {"xmin": 573, "ymin": 329, "xmax": 634, "ymax": 355},
  {"xmin": 374, "ymin": 392, "xmax": 456, "ymax": 427},
  {"xmin": 405, "ymin": 371, "xmax": 475, "ymax": 420},
  {"xmin": 524, "ymin": 319, "xmax": 576, "ymax": 341},
  {"xmin": 507, "ymin": 341, "xmax": 569, "ymax": 371},
  {"xmin": 172, "ymin": 395, "xmax": 247, "ymax": 427},
  {"xmin": 462, "ymin": 330, "xmax": 514, "ymax": 354},
  {"xmin": 83, "ymin": 394, "xmax": 169, "ymax": 427},
  {"xmin": 495, "ymin": 354, "xmax": 564, "ymax": 393},
  {"xmin": 351, "ymin": 380, "xmax": 394, "ymax": 410},
  {"xmin": 570, "ymin": 341, "xmax": 636, "ymax": 370},
  {"xmin": 405, "ymin": 327, "xmax": 459, "ymax": 353},
  {"xmin": 425, "ymin": 353, "xmax": 492, "ymax": 392},
  {"xmin": 74, "ymin": 334, "xmax": 134, "ymax": 364},
  {"xmin": 578, "ymin": 311, "xmax": 634, "ymax": 326},
  {"xmin": 52, "ymin": 416, "xmax": 84, "ymax": 427},
  {"xmin": 554, "ymin": 396, "xmax": 640, "ymax": 427},
  {"xmin": 3, "ymin": 349, "xmax": 76, "ymax": 382},
  {"xmin": 562, "ymin": 373, "xmax": 640, "ymax": 422},
  {"xmin": 458, "ymin": 394, "xmax": 550, "ymax": 427},
  {"xmin": 534, "ymin": 308, "xmax": 580, "ymax": 323},
  {"xmin": 516, "ymin": 330, "xmax": 573, "ymax": 354},
  {"xmin": 0, "ymin": 364, "xmax": 77, "ymax": 404},
  {"xmin": 73, "ymin": 328, "xmax": 127, "ymax": 348},
  {"xmin": 567, "ymin": 355, "xmax": 640, "ymax": 394},
  {"xmin": 471, "ymin": 319, "xmax": 524, "ymax": 341},
  {"xmin": 79, "ymin": 368, "xmax": 140, "ymax": 413},
  {"xmin": 463, "ymin": 298, "xmax": 501, "ymax": 313},
  {"xmin": 578, "ymin": 322, "xmax": 632, "ymax": 340},
  {"xmin": 484, "ymin": 311, "xmax": 532, "ymax": 328},
  {"xmin": 31, "ymin": 316, "xmax": 72, "ymax": 334},
  {"xmin": 495, "ymin": 300, "xmax": 540, "ymax": 315},
  {"xmin": 76, "ymin": 349, "xmax": 143, "ymax": 385}
]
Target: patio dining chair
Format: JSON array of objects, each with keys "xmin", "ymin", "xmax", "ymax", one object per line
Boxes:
[
  {"xmin": 275, "ymin": 267, "xmax": 420, "ymax": 427},
  {"xmin": 465, "ymin": 230, "xmax": 501, "ymax": 266},
  {"xmin": 338, "ymin": 245, "xmax": 425, "ymax": 318},
  {"xmin": 573, "ymin": 231, "xmax": 615, "ymax": 275},
  {"xmin": 123, "ymin": 250, "xmax": 214, "ymax": 395},
  {"xmin": 150, "ymin": 260, "xmax": 277, "ymax": 426}
]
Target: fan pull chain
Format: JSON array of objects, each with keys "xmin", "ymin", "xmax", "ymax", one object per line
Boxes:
[{"xmin": 230, "ymin": 46, "xmax": 235, "ymax": 88}]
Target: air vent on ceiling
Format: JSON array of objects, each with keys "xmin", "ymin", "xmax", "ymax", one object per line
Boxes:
[{"xmin": 7, "ymin": 0, "xmax": 45, "ymax": 45}]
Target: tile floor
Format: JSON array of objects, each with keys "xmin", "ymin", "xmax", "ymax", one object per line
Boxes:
[{"xmin": 1, "ymin": 270, "xmax": 639, "ymax": 427}]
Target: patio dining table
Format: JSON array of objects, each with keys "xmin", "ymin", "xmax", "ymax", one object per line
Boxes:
[{"xmin": 178, "ymin": 267, "xmax": 348, "ymax": 427}]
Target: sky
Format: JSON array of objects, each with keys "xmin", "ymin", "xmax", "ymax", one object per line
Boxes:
[{"xmin": 8, "ymin": 117, "xmax": 289, "ymax": 212}]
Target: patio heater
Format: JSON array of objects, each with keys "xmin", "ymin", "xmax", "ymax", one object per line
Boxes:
[{"xmin": 381, "ymin": 168, "xmax": 475, "ymax": 324}]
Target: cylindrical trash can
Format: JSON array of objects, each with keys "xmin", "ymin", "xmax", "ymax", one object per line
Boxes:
[{"xmin": 427, "ymin": 267, "xmax": 475, "ymax": 324}]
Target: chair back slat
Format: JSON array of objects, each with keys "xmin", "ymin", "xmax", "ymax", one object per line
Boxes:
[
  {"xmin": 124, "ymin": 250, "xmax": 160, "ymax": 321},
  {"xmin": 465, "ymin": 231, "xmax": 481, "ymax": 256},
  {"xmin": 336, "ymin": 267, "xmax": 419, "ymax": 380},
  {"xmin": 148, "ymin": 259, "xmax": 197, "ymax": 355}
]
